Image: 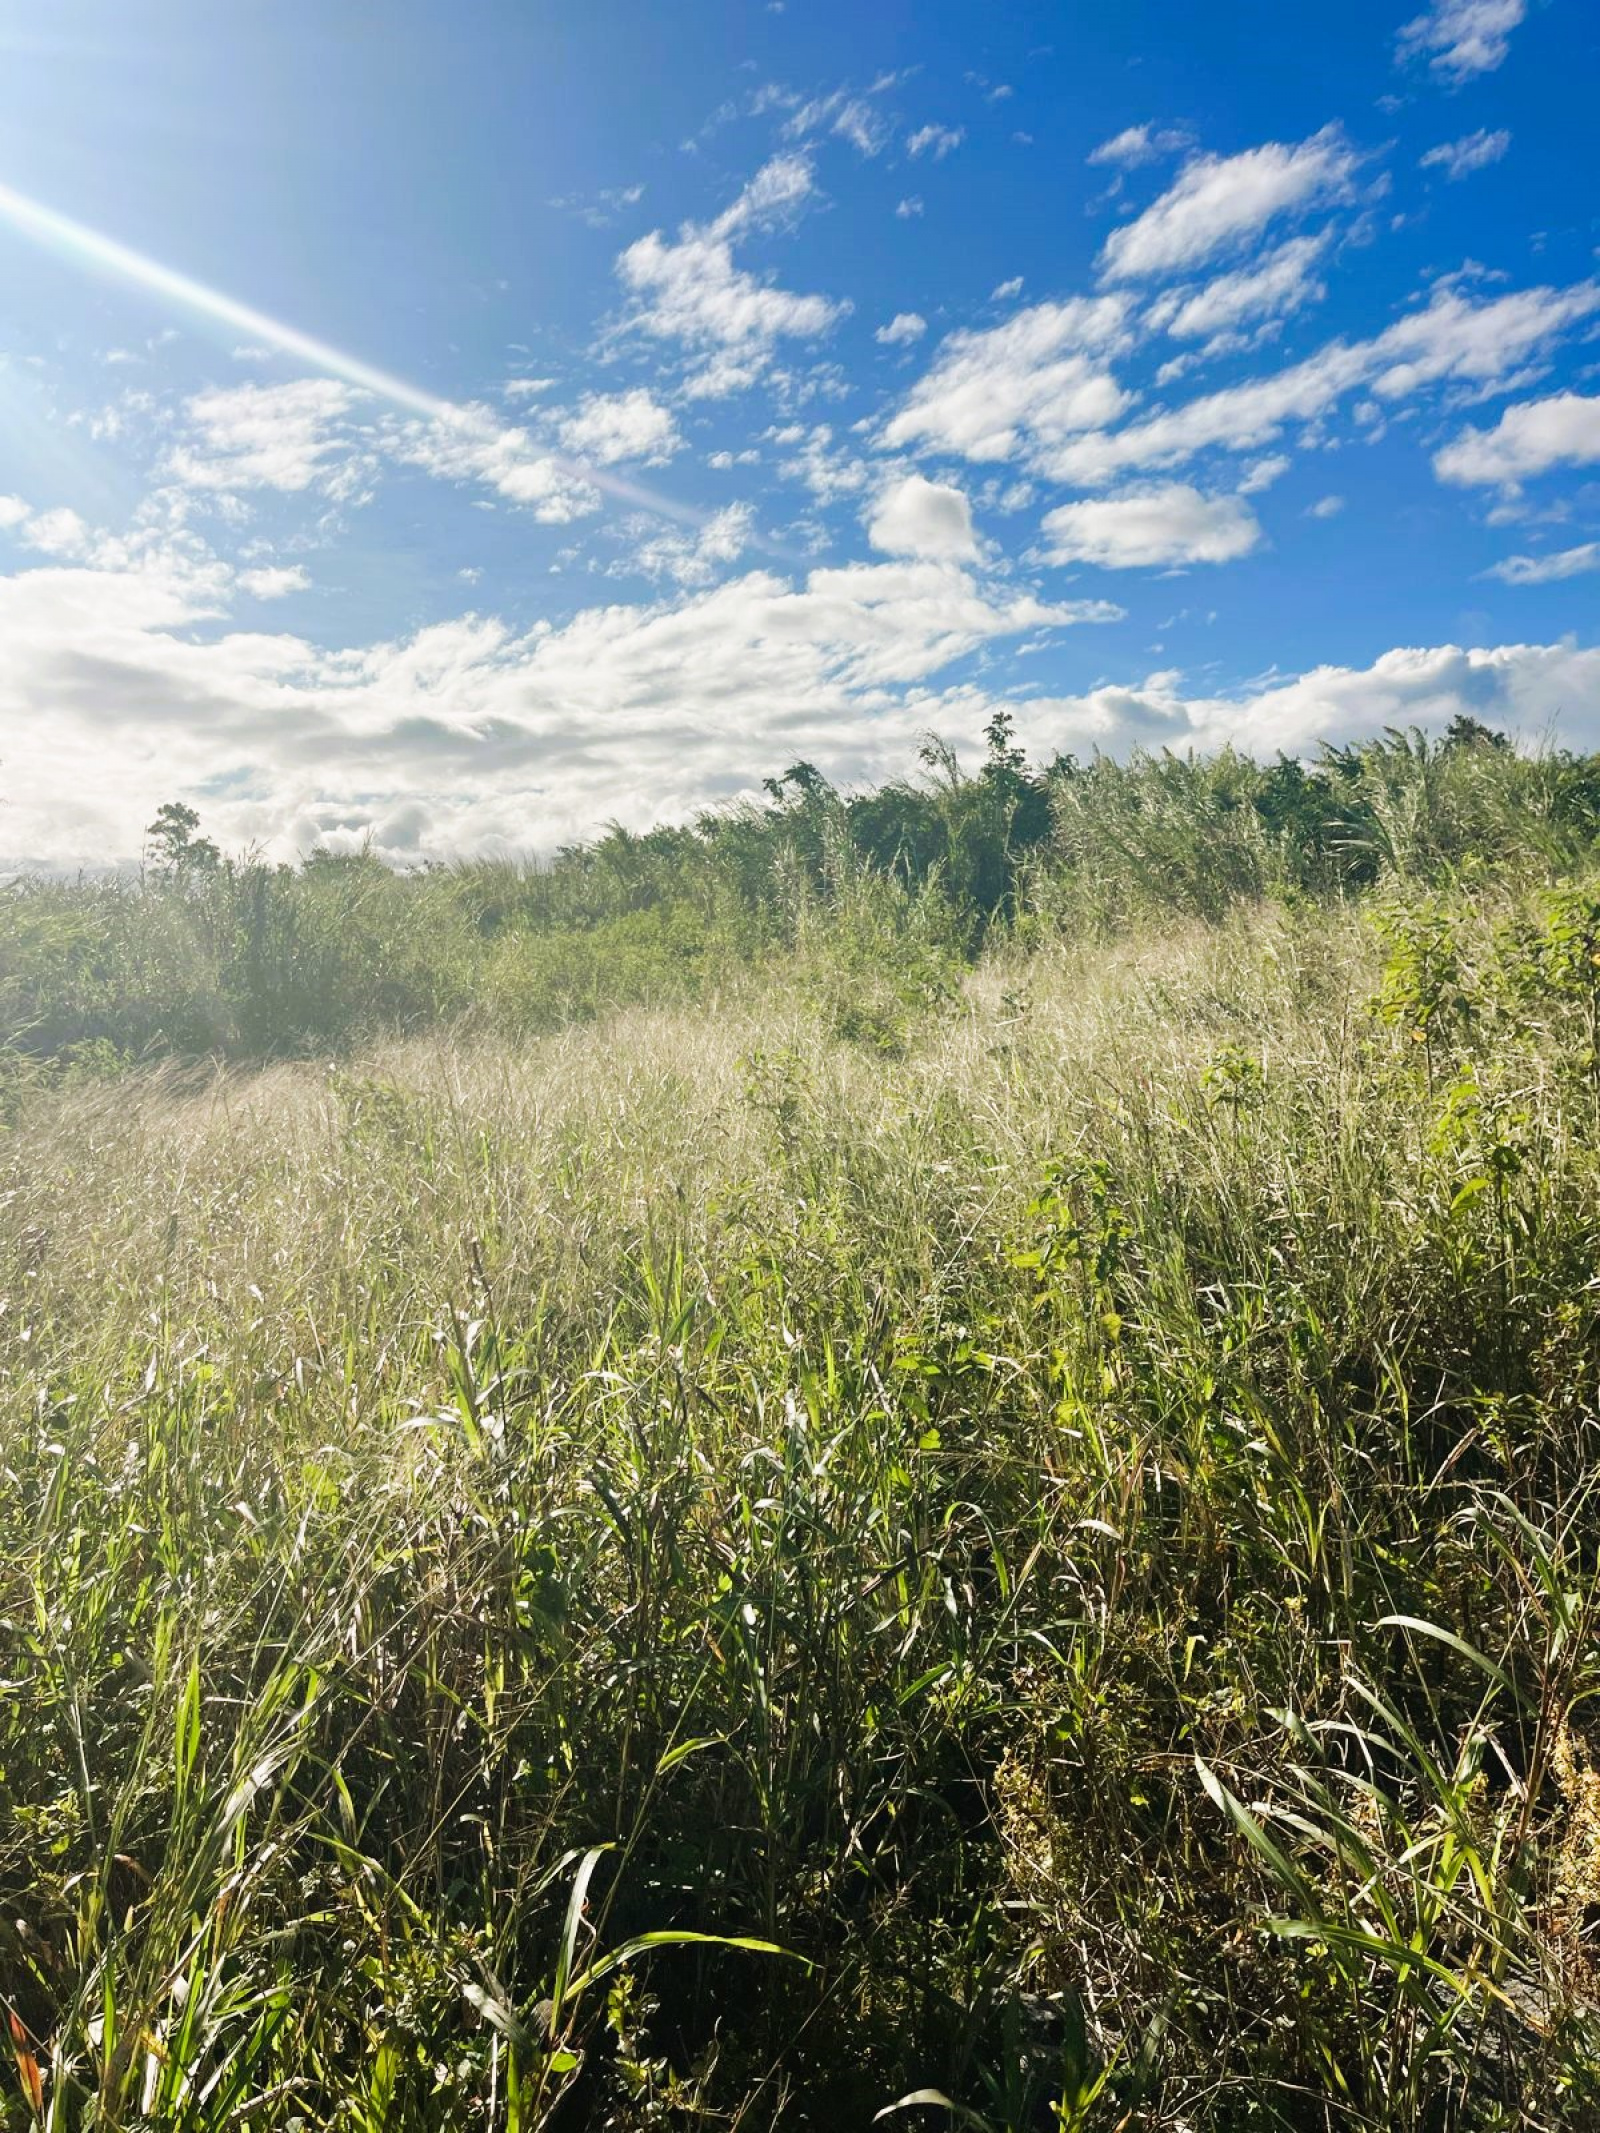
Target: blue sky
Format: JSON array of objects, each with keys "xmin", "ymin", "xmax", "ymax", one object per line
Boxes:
[{"xmin": 1, "ymin": 0, "xmax": 1597, "ymax": 864}]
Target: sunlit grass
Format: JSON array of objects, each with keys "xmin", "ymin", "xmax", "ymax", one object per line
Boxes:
[{"xmin": 5, "ymin": 888, "xmax": 1600, "ymax": 2127}]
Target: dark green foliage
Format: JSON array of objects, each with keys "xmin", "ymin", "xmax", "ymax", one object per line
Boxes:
[{"xmin": 9, "ymin": 718, "xmax": 1597, "ymax": 1088}]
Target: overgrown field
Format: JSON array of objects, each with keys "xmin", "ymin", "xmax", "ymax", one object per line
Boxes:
[{"xmin": 7, "ymin": 858, "xmax": 1600, "ymax": 2130}]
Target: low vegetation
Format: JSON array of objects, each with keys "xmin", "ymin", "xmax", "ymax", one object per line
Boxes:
[{"xmin": 5, "ymin": 720, "xmax": 1600, "ymax": 2126}]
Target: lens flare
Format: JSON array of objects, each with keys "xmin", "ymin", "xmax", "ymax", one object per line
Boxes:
[{"xmin": 0, "ymin": 177, "xmax": 707, "ymax": 527}]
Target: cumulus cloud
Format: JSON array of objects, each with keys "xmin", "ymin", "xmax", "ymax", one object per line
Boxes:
[
  {"xmin": 1484, "ymin": 542, "xmax": 1600, "ymax": 585},
  {"xmin": 237, "ymin": 564, "xmax": 311, "ymax": 599},
  {"xmin": 774, "ymin": 423, "xmax": 873, "ymax": 504},
  {"xmin": 7, "ymin": 519, "xmax": 1600, "ymax": 871},
  {"xmin": 1306, "ymin": 494, "xmax": 1345, "ymax": 519},
  {"xmin": 1014, "ymin": 639, "xmax": 1600, "ymax": 761},
  {"xmin": 1043, "ymin": 279, "xmax": 1599, "ymax": 486},
  {"xmin": 1420, "ymin": 128, "xmax": 1511, "ymax": 182},
  {"xmin": 1397, "ymin": 0, "xmax": 1525, "ymax": 83},
  {"xmin": 169, "ymin": 380, "xmax": 363, "ymax": 495},
  {"xmin": 399, "ymin": 413, "xmax": 601, "ymax": 520},
  {"xmin": 868, "ymin": 474, "xmax": 979, "ymax": 559},
  {"xmin": 558, "ymin": 388, "xmax": 681, "ymax": 465},
  {"xmin": 1433, "ymin": 391, "xmax": 1600, "ymax": 489},
  {"xmin": 0, "ymin": 538, "xmax": 1119, "ymax": 866},
  {"xmin": 882, "ymin": 296, "xmax": 1133, "ymax": 462},
  {"xmin": 21, "ymin": 508, "xmax": 94, "ymax": 560},
  {"xmin": 1040, "ymin": 483, "xmax": 1263, "ymax": 569},
  {"xmin": 615, "ymin": 155, "xmax": 846, "ymax": 394},
  {"xmin": 876, "ymin": 312, "xmax": 928, "ymax": 346},
  {"xmin": 1098, "ymin": 128, "xmax": 1356, "ymax": 283},
  {"xmin": 631, "ymin": 502, "xmax": 755, "ymax": 585}
]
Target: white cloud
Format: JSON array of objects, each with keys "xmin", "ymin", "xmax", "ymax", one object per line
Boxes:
[
  {"xmin": 1434, "ymin": 391, "xmax": 1600, "ymax": 488},
  {"xmin": 774, "ymin": 424, "xmax": 872, "ymax": 504},
  {"xmin": 895, "ymin": 196, "xmax": 925, "ymax": 219},
  {"xmin": 237, "ymin": 564, "xmax": 311, "ymax": 599},
  {"xmin": 882, "ymin": 296, "xmax": 1133, "ymax": 463},
  {"xmin": 1098, "ymin": 128, "xmax": 1356, "ymax": 282},
  {"xmin": 169, "ymin": 380, "xmax": 362, "ymax": 495},
  {"xmin": 1420, "ymin": 128, "xmax": 1511, "ymax": 181},
  {"xmin": 503, "ymin": 376, "xmax": 557, "ymax": 398},
  {"xmin": 0, "ymin": 540, "xmax": 1121, "ymax": 866},
  {"xmin": 559, "ymin": 388, "xmax": 681, "ymax": 465},
  {"xmin": 22, "ymin": 508, "xmax": 93, "ymax": 560},
  {"xmin": 992, "ymin": 276, "xmax": 1024, "ymax": 301},
  {"xmin": 1397, "ymin": 0, "xmax": 1525, "ymax": 83},
  {"xmin": 876, "ymin": 312, "xmax": 928, "ymax": 346},
  {"xmin": 3, "ymin": 517, "xmax": 1596, "ymax": 869},
  {"xmin": 1040, "ymin": 483, "xmax": 1262, "ymax": 569},
  {"xmin": 1484, "ymin": 542, "xmax": 1600, "ymax": 585},
  {"xmin": 1087, "ymin": 123, "xmax": 1193, "ymax": 169},
  {"xmin": 1306, "ymin": 494, "xmax": 1345, "ymax": 519},
  {"xmin": 784, "ymin": 88, "xmax": 891, "ymax": 157},
  {"xmin": 631, "ymin": 502, "xmax": 755, "ymax": 586},
  {"xmin": 1013, "ymin": 639, "xmax": 1600, "ymax": 761},
  {"xmin": 1145, "ymin": 231, "xmax": 1332, "ymax": 341},
  {"xmin": 907, "ymin": 123, "xmax": 964, "ymax": 159},
  {"xmin": 615, "ymin": 156, "xmax": 845, "ymax": 393},
  {"xmin": 710, "ymin": 153, "xmax": 816, "ymax": 240},
  {"xmin": 868, "ymin": 474, "xmax": 978, "ymax": 559},
  {"xmin": 0, "ymin": 494, "xmax": 33, "ymax": 530},
  {"xmin": 1237, "ymin": 455, "xmax": 1291, "ymax": 493},
  {"xmin": 1043, "ymin": 279, "xmax": 1599, "ymax": 486},
  {"xmin": 400, "ymin": 412, "xmax": 601, "ymax": 521}
]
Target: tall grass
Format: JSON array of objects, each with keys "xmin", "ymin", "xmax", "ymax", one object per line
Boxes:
[
  {"xmin": 7, "ymin": 719, "xmax": 1600, "ymax": 1091},
  {"xmin": 5, "ymin": 869, "xmax": 1600, "ymax": 2126}
]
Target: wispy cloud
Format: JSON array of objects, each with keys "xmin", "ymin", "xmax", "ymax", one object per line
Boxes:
[
  {"xmin": 1397, "ymin": 0, "xmax": 1525, "ymax": 83},
  {"xmin": 1145, "ymin": 231, "xmax": 1332, "ymax": 343},
  {"xmin": 1483, "ymin": 541, "xmax": 1600, "ymax": 584},
  {"xmin": 547, "ymin": 181, "xmax": 646, "ymax": 228},
  {"xmin": 1086, "ymin": 122, "xmax": 1193, "ymax": 169},
  {"xmin": 906, "ymin": 123, "xmax": 964, "ymax": 160},
  {"xmin": 783, "ymin": 86, "xmax": 892, "ymax": 157},
  {"xmin": 1420, "ymin": 128, "xmax": 1510, "ymax": 181},
  {"xmin": 1098, "ymin": 128, "xmax": 1356, "ymax": 282}
]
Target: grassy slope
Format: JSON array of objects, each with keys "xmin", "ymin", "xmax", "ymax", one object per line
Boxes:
[{"xmin": 4, "ymin": 898, "xmax": 1600, "ymax": 2129}]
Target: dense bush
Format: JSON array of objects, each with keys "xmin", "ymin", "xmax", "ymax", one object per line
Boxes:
[{"xmin": 8, "ymin": 715, "xmax": 1599, "ymax": 1087}]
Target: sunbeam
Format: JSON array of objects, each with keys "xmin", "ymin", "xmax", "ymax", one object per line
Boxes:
[{"xmin": 0, "ymin": 176, "xmax": 710, "ymax": 528}]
